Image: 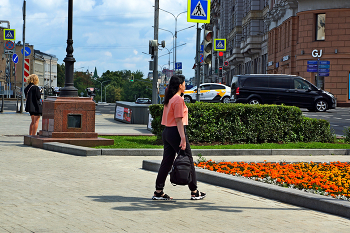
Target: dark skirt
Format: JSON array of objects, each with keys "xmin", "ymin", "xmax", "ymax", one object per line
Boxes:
[{"xmin": 29, "ymin": 112, "xmax": 42, "ymax": 116}]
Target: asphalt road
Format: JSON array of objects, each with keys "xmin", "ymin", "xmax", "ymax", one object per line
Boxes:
[{"xmin": 1, "ymin": 100, "xmax": 349, "ymax": 135}]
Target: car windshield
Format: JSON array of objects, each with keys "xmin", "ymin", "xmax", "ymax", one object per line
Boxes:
[{"xmin": 189, "ymin": 86, "xmax": 197, "ymax": 91}]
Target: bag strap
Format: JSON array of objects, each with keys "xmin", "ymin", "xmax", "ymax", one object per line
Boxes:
[{"xmin": 26, "ymin": 85, "xmax": 33, "ymax": 98}]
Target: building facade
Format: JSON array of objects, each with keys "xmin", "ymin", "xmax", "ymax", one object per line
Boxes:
[
  {"xmin": 0, "ymin": 27, "xmax": 58, "ymax": 98},
  {"xmin": 205, "ymin": 0, "xmax": 269, "ymax": 86},
  {"xmin": 267, "ymin": 0, "xmax": 350, "ymax": 104}
]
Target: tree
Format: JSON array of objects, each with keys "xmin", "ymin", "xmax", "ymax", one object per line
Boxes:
[
  {"xmin": 57, "ymin": 63, "xmax": 65, "ymax": 87},
  {"xmin": 74, "ymin": 71, "xmax": 95, "ymax": 97}
]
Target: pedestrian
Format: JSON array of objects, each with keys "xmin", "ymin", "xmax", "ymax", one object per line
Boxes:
[
  {"xmin": 152, "ymin": 75, "xmax": 206, "ymax": 200},
  {"xmin": 24, "ymin": 74, "xmax": 42, "ymax": 136}
]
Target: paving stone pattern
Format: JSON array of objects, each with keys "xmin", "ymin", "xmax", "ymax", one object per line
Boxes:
[{"xmin": 1, "ymin": 113, "xmax": 350, "ymax": 232}]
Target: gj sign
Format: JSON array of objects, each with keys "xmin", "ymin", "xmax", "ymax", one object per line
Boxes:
[{"xmin": 312, "ymin": 49, "xmax": 322, "ymax": 58}]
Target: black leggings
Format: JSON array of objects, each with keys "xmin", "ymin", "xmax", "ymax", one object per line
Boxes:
[{"xmin": 155, "ymin": 126, "xmax": 197, "ymax": 191}]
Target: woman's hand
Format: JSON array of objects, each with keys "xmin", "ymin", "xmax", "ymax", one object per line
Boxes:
[
  {"xmin": 175, "ymin": 117, "xmax": 186, "ymax": 151},
  {"xmin": 179, "ymin": 136, "xmax": 186, "ymax": 151}
]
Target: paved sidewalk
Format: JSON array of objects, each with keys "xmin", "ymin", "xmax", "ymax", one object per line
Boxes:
[{"xmin": 1, "ymin": 113, "xmax": 350, "ymax": 232}]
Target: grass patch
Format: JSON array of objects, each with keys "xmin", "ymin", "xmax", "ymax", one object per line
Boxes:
[{"xmin": 96, "ymin": 135, "xmax": 350, "ymax": 149}]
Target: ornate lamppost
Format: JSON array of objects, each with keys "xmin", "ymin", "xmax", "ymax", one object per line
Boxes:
[{"xmin": 60, "ymin": 0, "xmax": 78, "ymax": 97}]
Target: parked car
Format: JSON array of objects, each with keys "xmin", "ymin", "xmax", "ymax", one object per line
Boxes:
[
  {"xmin": 135, "ymin": 98, "xmax": 151, "ymax": 104},
  {"xmin": 183, "ymin": 83, "xmax": 231, "ymax": 103},
  {"xmin": 230, "ymin": 74, "xmax": 336, "ymax": 112}
]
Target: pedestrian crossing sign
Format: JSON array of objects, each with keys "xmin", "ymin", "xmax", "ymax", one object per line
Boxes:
[
  {"xmin": 187, "ymin": 0, "xmax": 210, "ymax": 23},
  {"xmin": 4, "ymin": 29, "xmax": 15, "ymax": 41},
  {"xmin": 214, "ymin": 39, "xmax": 226, "ymax": 51}
]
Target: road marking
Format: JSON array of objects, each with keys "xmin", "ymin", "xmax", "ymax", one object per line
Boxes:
[{"xmin": 334, "ymin": 117, "xmax": 342, "ymax": 120}]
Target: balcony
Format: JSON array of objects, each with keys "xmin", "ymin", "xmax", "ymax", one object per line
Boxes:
[{"xmin": 240, "ymin": 35, "xmax": 263, "ymax": 55}]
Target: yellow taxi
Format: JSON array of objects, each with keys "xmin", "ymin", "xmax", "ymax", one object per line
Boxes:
[{"xmin": 184, "ymin": 83, "xmax": 231, "ymax": 103}]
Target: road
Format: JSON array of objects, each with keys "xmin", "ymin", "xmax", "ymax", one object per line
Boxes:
[{"xmin": 1, "ymin": 100, "xmax": 349, "ymax": 135}]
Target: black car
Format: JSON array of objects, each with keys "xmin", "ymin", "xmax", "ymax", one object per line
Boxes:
[{"xmin": 230, "ymin": 74, "xmax": 336, "ymax": 112}]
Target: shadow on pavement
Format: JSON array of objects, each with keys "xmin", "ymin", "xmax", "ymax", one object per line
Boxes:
[{"xmin": 87, "ymin": 195, "xmax": 302, "ymax": 212}]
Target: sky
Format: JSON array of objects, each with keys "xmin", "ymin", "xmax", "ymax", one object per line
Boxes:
[{"xmin": 1, "ymin": 0, "xmax": 199, "ymax": 80}]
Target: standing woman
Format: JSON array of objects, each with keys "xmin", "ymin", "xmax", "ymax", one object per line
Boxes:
[
  {"xmin": 152, "ymin": 75, "xmax": 206, "ymax": 200},
  {"xmin": 24, "ymin": 74, "xmax": 42, "ymax": 135}
]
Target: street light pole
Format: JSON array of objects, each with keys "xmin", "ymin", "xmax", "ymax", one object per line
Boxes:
[
  {"xmin": 96, "ymin": 80, "xmax": 109, "ymax": 103},
  {"xmin": 154, "ymin": 26, "xmax": 174, "ymax": 71},
  {"xmin": 105, "ymin": 84, "xmax": 110, "ymax": 103},
  {"xmin": 152, "ymin": 0, "xmax": 159, "ymax": 104},
  {"xmin": 60, "ymin": 0, "xmax": 78, "ymax": 97}
]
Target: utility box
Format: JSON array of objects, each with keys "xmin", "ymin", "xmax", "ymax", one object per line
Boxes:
[{"xmin": 114, "ymin": 101, "xmax": 151, "ymax": 124}]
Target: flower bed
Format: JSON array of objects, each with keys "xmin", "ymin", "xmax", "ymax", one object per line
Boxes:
[{"xmin": 195, "ymin": 160, "xmax": 350, "ymax": 200}]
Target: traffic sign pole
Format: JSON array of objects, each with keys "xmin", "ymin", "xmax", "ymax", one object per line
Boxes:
[
  {"xmin": 196, "ymin": 23, "xmax": 201, "ymax": 102},
  {"xmin": 21, "ymin": 0, "xmax": 26, "ymax": 113}
]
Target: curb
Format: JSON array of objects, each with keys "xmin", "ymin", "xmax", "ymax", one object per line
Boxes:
[
  {"xmin": 43, "ymin": 142, "xmax": 101, "ymax": 156},
  {"xmin": 142, "ymin": 160, "xmax": 350, "ymax": 219},
  {"xmin": 41, "ymin": 143, "xmax": 350, "ymax": 156}
]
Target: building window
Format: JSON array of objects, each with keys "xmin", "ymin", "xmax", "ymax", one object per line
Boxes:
[{"xmin": 316, "ymin": 14, "xmax": 325, "ymax": 41}]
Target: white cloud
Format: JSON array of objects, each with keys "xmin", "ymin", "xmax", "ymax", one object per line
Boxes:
[
  {"xmin": 124, "ymin": 63, "xmax": 136, "ymax": 69},
  {"xmin": 6, "ymin": 0, "xmax": 196, "ymax": 79},
  {"xmin": 104, "ymin": 51, "xmax": 112, "ymax": 57}
]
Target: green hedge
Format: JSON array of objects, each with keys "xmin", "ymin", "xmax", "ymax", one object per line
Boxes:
[{"xmin": 149, "ymin": 103, "xmax": 335, "ymax": 143}]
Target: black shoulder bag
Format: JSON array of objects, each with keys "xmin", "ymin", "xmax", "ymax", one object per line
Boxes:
[{"xmin": 170, "ymin": 150, "xmax": 193, "ymax": 186}]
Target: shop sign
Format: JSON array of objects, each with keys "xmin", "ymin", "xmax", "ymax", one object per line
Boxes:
[{"xmin": 312, "ymin": 49, "xmax": 323, "ymax": 58}]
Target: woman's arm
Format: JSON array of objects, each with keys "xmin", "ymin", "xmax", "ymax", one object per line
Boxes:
[
  {"xmin": 175, "ymin": 117, "xmax": 186, "ymax": 150},
  {"xmin": 35, "ymin": 86, "xmax": 41, "ymax": 100}
]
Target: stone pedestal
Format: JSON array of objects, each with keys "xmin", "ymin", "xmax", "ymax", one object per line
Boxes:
[
  {"xmin": 24, "ymin": 96, "xmax": 114, "ymax": 148},
  {"xmin": 39, "ymin": 97, "xmax": 97, "ymax": 137}
]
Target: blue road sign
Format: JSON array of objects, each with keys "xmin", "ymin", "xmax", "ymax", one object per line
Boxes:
[
  {"xmin": 5, "ymin": 41, "xmax": 14, "ymax": 50},
  {"xmin": 12, "ymin": 54, "xmax": 18, "ymax": 64},
  {"xmin": 200, "ymin": 54, "xmax": 204, "ymax": 63},
  {"xmin": 21, "ymin": 47, "xmax": 31, "ymax": 57},
  {"xmin": 319, "ymin": 64, "xmax": 330, "ymax": 69},
  {"xmin": 307, "ymin": 65, "xmax": 318, "ymax": 68},
  {"xmin": 307, "ymin": 60, "xmax": 318, "ymax": 65},
  {"xmin": 307, "ymin": 69, "xmax": 318, "ymax": 72},
  {"xmin": 319, "ymin": 61, "xmax": 330, "ymax": 65},
  {"xmin": 200, "ymin": 44, "xmax": 204, "ymax": 53},
  {"xmin": 319, "ymin": 73, "xmax": 329, "ymax": 77},
  {"xmin": 176, "ymin": 62, "xmax": 182, "ymax": 70},
  {"xmin": 214, "ymin": 39, "xmax": 226, "ymax": 51},
  {"xmin": 319, "ymin": 68, "xmax": 330, "ymax": 73},
  {"xmin": 4, "ymin": 29, "xmax": 15, "ymax": 40},
  {"xmin": 187, "ymin": 0, "xmax": 210, "ymax": 23}
]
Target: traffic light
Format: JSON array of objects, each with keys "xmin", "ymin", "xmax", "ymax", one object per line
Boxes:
[
  {"xmin": 203, "ymin": 30, "xmax": 212, "ymax": 64},
  {"xmin": 219, "ymin": 67, "xmax": 223, "ymax": 77},
  {"xmin": 149, "ymin": 40, "xmax": 158, "ymax": 59},
  {"xmin": 130, "ymin": 75, "xmax": 134, "ymax": 82}
]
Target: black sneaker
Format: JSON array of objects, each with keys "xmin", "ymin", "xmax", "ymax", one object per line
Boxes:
[
  {"xmin": 152, "ymin": 191, "xmax": 172, "ymax": 200},
  {"xmin": 191, "ymin": 190, "xmax": 206, "ymax": 200}
]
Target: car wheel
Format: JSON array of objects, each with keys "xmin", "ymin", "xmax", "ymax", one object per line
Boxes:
[
  {"xmin": 184, "ymin": 96, "xmax": 192, "ymax": 103},
  {"xmin": 315, "ymin": 99, "xmax": 328, "ymax": 112},
  {"xmin": 222, "ymin": 96, "xmax": 230, "ymax": 103},
  {"xmin": 248, "ymin": 98, "xmax": 261, "ymax": 105}
]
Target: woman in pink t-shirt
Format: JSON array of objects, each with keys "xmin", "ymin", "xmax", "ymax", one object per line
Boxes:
[{"xmin": 152, "ymin": 75, "xmax": 206, "ymax": 200}]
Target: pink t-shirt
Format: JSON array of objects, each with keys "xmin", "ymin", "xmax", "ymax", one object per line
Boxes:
[{"xmin": 161, "ymin": 94, "xmax": 188, "ymax": 126}]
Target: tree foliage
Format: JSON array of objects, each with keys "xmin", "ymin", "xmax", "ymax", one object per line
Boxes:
[
  {"xmin": 57, "ymin": 66, "xmax": 152, "ymax": 103},
  {"xmin": 57, "ymin": 63, "xmax": 65, "ymax": 87}
]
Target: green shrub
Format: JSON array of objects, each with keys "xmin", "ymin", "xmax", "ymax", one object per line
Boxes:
[
  {"xmin": 149, "ymin": 103, "xmax": 335, "ymax": 143},
  {"xmin": 343, "ymin": 127, "xmax": 350, "ymax": 143}
]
